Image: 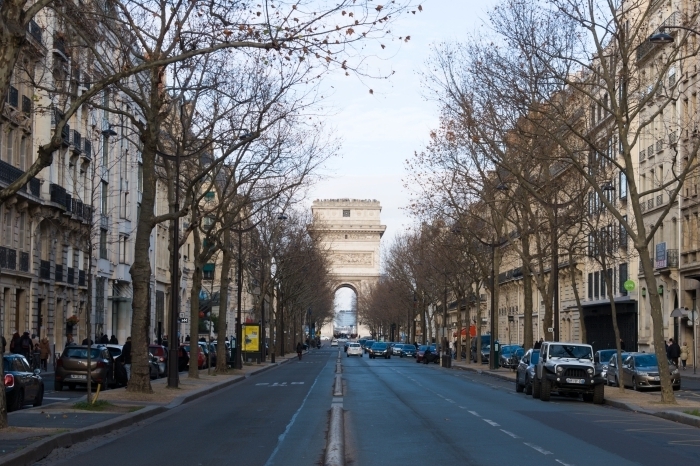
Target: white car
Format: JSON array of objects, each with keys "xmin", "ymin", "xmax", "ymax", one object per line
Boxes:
[
  {"xmin": 321, "ymin": 336, "xmax": 330, "ymax": 341},
  {"xmin": 347, "ymin": 343, "xmax": 363, "ymax": 357},
  {"xmin": 331, "ymin": 339, "xmax": 338, "ymax": 347}
]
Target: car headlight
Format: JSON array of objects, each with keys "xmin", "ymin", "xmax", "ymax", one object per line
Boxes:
[
  {"xmin": 672, "ymin": 369, "xmax": 679, "ymax": 375},
  {"xmin": 587, "ymin": 368, "xmax": 594, "ymax": 375},
  {"xmin": 636, "ymin": 371, "xmax": 648, "ymax": 376},
  {"xmin": 556, "ymin": 366, "xmax": 563, "ymax": 374}
]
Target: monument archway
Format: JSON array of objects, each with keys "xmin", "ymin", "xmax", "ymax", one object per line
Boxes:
[{"xmin": 310, "ymin": 199, "xmax": 386, "ymax": 337}]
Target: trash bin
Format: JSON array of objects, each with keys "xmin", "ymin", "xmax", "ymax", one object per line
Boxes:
[
  {"xmin": 493, "ymin": 341, "xmax": 500, "ymax": 369},
  {"xmin": 441, "ymin": 352, "xmax": 452, "ymax": 368}
]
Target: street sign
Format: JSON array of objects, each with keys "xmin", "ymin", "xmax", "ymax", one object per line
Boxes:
[
  {"xmin": 547, "ymin": 327, "xmax": 554, "ymax": 333},
  {"xmin": 624, "ymin": 280, "xmax": 636, "ymax": 291},
  {"xmin": 179, "ymin": 318, "xmax": 189, "ymax": 323}
]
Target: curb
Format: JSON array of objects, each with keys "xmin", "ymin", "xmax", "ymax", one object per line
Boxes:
[
  {"xmin": 324, "ymin": 405, "xmax": 344, "ymax": 466},
  {"xmin": 0, "ymin": 359, "xmax": 293, "ymax": 466}
]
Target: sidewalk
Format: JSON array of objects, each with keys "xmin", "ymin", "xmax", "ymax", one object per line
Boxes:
[
  {"xmin": 449, "ymin": 359, "xmax": 700, "ymax": 428},
  {"xmin": 0, "ymin": 353, "xmax": 300, "ymax": 465}
]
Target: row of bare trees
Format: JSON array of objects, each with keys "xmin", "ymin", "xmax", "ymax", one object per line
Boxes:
[
  {"xmin": 396, "ymin": 0, "xmax": 700, "ymax": 403},
  {"xmin": 0, "ymin": 0, "xmax": 421, "ymax": 425}
]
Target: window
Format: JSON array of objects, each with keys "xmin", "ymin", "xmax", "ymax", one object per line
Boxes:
[
  {"xmin": 594, "ymin": 271, "xmax": 599, "ymax": 298},
  {"xmin": 137, "ymin": 163, "xmax": 143, "ymax": 192},
  {"xmin": 101, "ymin": 181, "xmax": 108, "ymax": 213},
  {"xmin": 619, "ymin": 215, "xmax": 628, "ymax": 248},
  {"xmin": 119, "ymin": 236, "xmax": 128, "ymax": 263},
  {"xmin": 601, "ymin": 270, "xmax": 607, "ymax": 297},
  {"xmin": 619, "ymin": 171, "xmax": 627, "ymax": 199},
  {"xmin": 18, "ymin": 212, "xmax": 27, "ymax": 251},
  {"xmin": 619, "ymin": 263, "xmax": 628, "ymax": 294},
  {"xmin": 19, "ymin": 137, "xmax": 26, "ymax": 171},
  {"xmin": 100, "ymin": 229, "xmax": 108, "ymax": 259},
  {"xmin": 588, "ymin": 273, "xmax": 593, "ymax": 299},
  {"xmin": 203, "ymin": 216, "xmax": 215, "ymax": 230},
  {"xmin": 342, "ymin": 209, "xmax": 350, "ymax": 217},
  {"xmin": 121, "ymin": 192, "xmax": 128, "ymax": 219},
  {"xmin": 203, "ymin": 263, "xmax": 215, "ymax": 280},
  {"xmin": 5, "ymin": 129, "xmax": 13, "ymax": 165},
  {"xmin": 3, "ymin": 206, "xmax": 12, "ymax": 245}
]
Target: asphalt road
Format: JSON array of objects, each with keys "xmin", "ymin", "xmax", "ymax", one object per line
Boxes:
[
  {"xmin": 343, "ymin": 355, "xmax": 700, "ymax": 465},
  {"xmin": 34, "ymin": 347, "xmax": 700, "ymax": 465},
  {"xmin": 37, "ymin": 348, "xmax": 337, "ymax": 466}
]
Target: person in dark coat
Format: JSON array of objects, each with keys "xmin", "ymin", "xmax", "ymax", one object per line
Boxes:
[
  {"xmin": 296, "ymin": 342, "xmax": 303, "ymax": 361},
  {"xmin": 534, "ymin": 338, "xmax": 543, "ymax": 350},
  {"xmin": 82, "ymin": 337, "xmax": 94, "ymax": 345},
  {"xmin": 122, "ymin": 337, "xmax": 132, "ymax": 380},
  {"xmin": 109, "ymin": 335, "xmax": 118, "ymax": 344},
  {"xmin": 10, "ymin": 332, "xmax": 20, "ymax": 354},
  {"xmin": 101, "ymin": 334, "xmax": 109, "ymax": 344},
  {"xmin": 19, "ymin": 332, "xmax": 33, "ymax": 359},
  {"xmin": 668, "ymin": 338, "xmax": 681, "ymax": 367}
]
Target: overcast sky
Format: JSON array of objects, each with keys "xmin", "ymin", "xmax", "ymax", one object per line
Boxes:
[{"xmin": 306, "ymin": 1, "xmax": 497, "ymax": 310}]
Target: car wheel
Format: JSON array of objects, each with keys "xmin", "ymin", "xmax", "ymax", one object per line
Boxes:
[
  {"xmin": 9, "ymin": 389, "xmax": 24, "ymax": 412},
  {"xmin": 614, "ymin": 376, "xmax": 620, "ymax": 388},
  {"xmin": 516, "ymin": 377, "xmax": 524, "ymax": 393},
  {"xmin": 347, "ymin": 353, "xmax": 349, "ymax": 358},
  {"xmin": 532, "ymin": 376, "xmax": 541, "ymax": 399},
  {"xmin": 360, "ymin": 354, "xmax": 362, "ymax": 358},
  {"xmin": 593, "ymin": 384, "xmax": 605, "ymax": 404},
  {"xmin": 400, "ymin": 354, "xmax": 403, "ymax": 358},
  {"xmin": 54, "ymin": 381, "xmax": 63, "ymax": 392},
  {"xmin": 540, "ymin": 376, "xmax": 551, "ymax": 401},
  {"xmin": 33, "ymin": 384, "xmax": 44, "ymax": 407},
  {"xmin": 632, "ymin": 377, "xmax": 638, "ymax": 391}
]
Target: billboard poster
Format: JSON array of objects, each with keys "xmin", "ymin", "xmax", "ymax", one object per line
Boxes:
[
  {"xmin": 243, "ymin": 325, "xmax": 260, "ymax": 352},
  {"xmin": 655, "ymin": 242, "xmax": 667, "ymax": 269}
]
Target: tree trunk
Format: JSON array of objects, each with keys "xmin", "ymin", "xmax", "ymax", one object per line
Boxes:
[
  {"xmin": 568, "ymin": 252, "xmax": 586, "ymax": 344},
  {"xmin": 522, "ymin": 235, "xmax": 534, "ymax": 350},
  {"xmin": 456, "ymin": 292, "xmax": 463, "ymax": 361},
  {"xmin": 188, "ymin": 247, "xmax": 203, "ymax": 378},
  {"xmin": 216, "ymin": 230, "xmax": 232, "ymax": 372}
]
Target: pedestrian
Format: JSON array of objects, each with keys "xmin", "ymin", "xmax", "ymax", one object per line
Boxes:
[
  {"xmin": 681, "ymin": 341, "xmax": 691, "ymax": 370},
  {"xmin": 81, "ymin": 337, "xmax": 94, "ymax": 345},
  {"xmin": 185, "ymin": 334, "xmax": 190, "ymax": 342},
  {"xmin": 109, "ymin": 335, "xmax": 118, "ymax": 344},
  {"xmin": 665, "ymin": 339, "xmax": 671, "ymax": 359},
  {"xmin": 31, "ymin": 333, "xmax": 39, "ymax": 347},
  {"xmin": 39, "ymin": 336, "xmax": 51, "ymax": 371},
  {"xmin": 668, "ymin": 338, "xmax": 681, "ymax": 367},
  {"xmin": 65, "ymin": 334, "xmax": 75, "ymax": 349},
  {"xmin": 534, "ymin": 338, "xmax": 543, "ymax": 350},
  {"xmin": 620, "ymin": 338, "xmax": 626, "ymax": 351},
  {"xmin": 296, "ymin": 342, "xmax": 303, "ymax": 361},
  {"xmin": 9, "ymin": 332, "xmax": 20, "ymax": 354},
  {"xmin": 123, "ymin": 337, "xmax": 132, "ymax": 380},
  {"xmin": 20, "ymin": 332, "xmax": 32, "ymax": 359},
  {"xmin": 32, "ymin": 343, "xmax": 41, "ymax": 370},
  {"xmin": 101, "ymin": 334, "xmax": 109, "ymax": 344}
]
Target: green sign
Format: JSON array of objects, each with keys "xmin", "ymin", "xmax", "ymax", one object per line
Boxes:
[{"xmin": 623, "ymin": 280, "xmax": 636, "ymax": 291}]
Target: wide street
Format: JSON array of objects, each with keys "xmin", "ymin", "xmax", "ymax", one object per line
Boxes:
[{"xmin": 26, "ymin": 344, "xmax": 699, "ymax": 466}]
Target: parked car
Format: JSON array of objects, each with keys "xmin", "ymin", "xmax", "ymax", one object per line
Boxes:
[
  {"xmin": 400, "ymin": 345, "xmax": 416, "ymax": 358},
  {"xmin": 180, "ymin": 343, "xmax": 206, "ymax": 370},
  {"xmin": 211, "ymin": 341, "xmax": 232, "ymax": 367},
  {"xmin": 347, "ymin": 343, "xmax": 363, "ymax": 357},
  {"xmin": 149, "ymin": 344, "xmax": 167, "ymax": 377},
  {"xmin": 515, "ymin": 349, "xmax": 539, "ymax": 395},
  {"xmin": 416, "ymin": 345, "xmax": 439, "ymax": 364},
  {"xmin": 500, "ymin": 345, "xmax": 524, "ymax": 369},
  {"xmin": 606, "ymin": 352, "xmax": 681, "ymax": 391},
  {"xmin": 392, "ymin": 343, "xmax": 406, "ymax": 356},
  {"xmin": 55, "ymin": 345, "xmax": 116, "ymax": 391},
  {"xmin": 197, "ymin": 341, "xmax": 211, "ymax": 368},
  {"xmin": 480, "ymin": 345, "xmax": 491, "ymax": 364},
  {"xmin": 368, "ymin": 342, "xmax": 391, "ymax": 359},
  {"xmin": 594, "ymin": 349, "xmax": 620, "ymax": 380},
  {"xmin": 362, "ymin": 340, "xmax": 376, "ymax": 353},
  {"xmin": 471, "ymin": 335, "xmax": 491, "ymax": 363},
  {"xmin": 4, "ymin": 354, "xmax": 43, "ymax": 411}
]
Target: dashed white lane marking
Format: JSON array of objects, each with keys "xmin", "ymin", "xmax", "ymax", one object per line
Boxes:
[
  {"xmin": 44, "ymin": 397, "xmax": 71, "ymax": 401},
  {"xmin": 555, "ymin": 460, "xmax": 575, "ymax": 466},
  {"xmin": 468, "ymin": 411, "xmax": 480, "ymax": 417},
  {"xmin": 444, "ymin": 398, "xmax": 455, "ymax": 403},
  {"xmin": 483, "ymin": 419, "xmax": 500, "ymax": 427},
  {"xmin": 291, "ymin": 382, "xmax": 304, "ymax": 385},
  {"xmin": 458, "ymin": 406, "xmax": 467, "ymax": 409},
  {"xmin": 524, "ymin": 443, "xmax": 552, "ymax": 455},
  {"xmin": 256, "ymin": 383, "xmax": 269, "ymax": 386},
  {"xmin": 500, "ymin": 429, "xmax": 520, "ymax": 438}
]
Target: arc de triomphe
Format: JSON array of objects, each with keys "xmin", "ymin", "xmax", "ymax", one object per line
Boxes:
[{"xmin": 310, "ymin": 199, "xmax": 386, "ymax": 337}]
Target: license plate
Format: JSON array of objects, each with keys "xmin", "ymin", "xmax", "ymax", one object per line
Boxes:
[
  {"xmin": 71, "ymin": 374, "xmax": 87, "ymax": 380},
  {"xmin": 566, "ymin": 378, "xmax": 585, "ymax": 384},
  {"xmin": 652, "ymin": 376, "xmax": 660, "ymax": 381}
]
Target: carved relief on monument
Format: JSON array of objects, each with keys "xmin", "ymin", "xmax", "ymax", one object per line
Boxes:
[
  {"xmin": 324, "ymin": 233, "xmax": 376, "ymax": 241},
  {"xmin": 331, "ymin": 252, "xmax": 373, "ymax": 266}
]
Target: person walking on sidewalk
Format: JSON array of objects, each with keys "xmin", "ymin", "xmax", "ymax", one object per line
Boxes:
[
  {"xmin": 296, "ymin": 342, "xmax": 303, "ymax": 361},
  {"xmin": 668, "ymin": 338, "xmax": 681, "ymax": 367},
  {"xmin": 39, "ymin": 336, "xmax": 51, "ymax": 371},
  {"xmin": 123, "ymin": 337, "xmax": 132, "ymax": 380},
  {"xmin": 681, "ymin": 341, "xmax": 691, "ymax": 370}
]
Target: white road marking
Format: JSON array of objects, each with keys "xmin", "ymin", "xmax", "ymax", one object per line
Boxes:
[
  {"xmin": 43, "ymin": 397, "xmax": 71, "ymax": 401},
  {"xmin": 524, "ymin": 443, "xmax": 552, "ymax": 455},
  {"xmin": 444, "ymin": 398, "xmax": 455, "ymax": 403},
  {"xmin": 555, "ymin": 460, "xmax": 575, "ymax": 466},
  {"xmin": 500, "ymin": 429, "xmax": 520, "ymax": 438},
  {"xmin": 256, "ymin": 383, "xmax": 270, "ymax": 386},
  {"xmin": 291, "ymin": 382, "xmax": 304, "ymax": 385},
  {"xmin": 458, "ymin": 406, "xmax": 467, "ymax": 409},
  {"xmin": 483, "ymin": 419, "xmax": 500, "ymax": 427}
]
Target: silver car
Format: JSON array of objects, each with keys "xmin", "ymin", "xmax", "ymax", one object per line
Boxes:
[{"xmin": 606, "ymin": 352, "xmax": 681, "ymax": 391}]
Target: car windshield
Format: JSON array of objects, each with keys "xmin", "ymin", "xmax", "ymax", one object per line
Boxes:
[
  {"xmin": 634, "ymin": 354, "xmax": 658, "ymax": 367},
  {"xmin": 64, "ymin": 347, "xmax": 103, "ymax": 359},
  {"xmin": 597, "ymin": 350, "xmax": 617, "ymax": 363},
  {"xmin": 501, "ymin": 346, "xmax": 517, "ymax": 355},
  {"xmin": 530, "ymin": 351, "xmax": 540, "ymax": 364},
  {"xmin": 349, "ymin": 343, "xmax": 360, "ymax": 347},
  {"xmin": 373, "ymin": 343, "xmax": 387, "ymax": 349},
  {"xmin": 548, "ymin": 344, "xmax": 592, "ymax": 360}
]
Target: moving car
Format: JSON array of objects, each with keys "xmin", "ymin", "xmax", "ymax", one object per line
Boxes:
[
  {"xmin": 368, "ymin": 342, "xmax": 391, "ymax": 359},
  {"xmin": 347, "ymin": 343, "xmax": 363, "ymax": 357},
  {"xmin": 416, "ymin": 345, "xmax": 439, "ymax": 364},
  {"xmin": 362, "ymin": 340, "xmax": 376, "ymax": 353},
  {"xmin": 400, "ymin": 345, "xmax": 416, "ymax": 358},
  {"xmin": 4, "ymin": 354, "xmax": 43, "ymax": 411},
  {"xmin": 515, "ymin": 349, "xmax": 539, "ymax": 395},
  {"xmin": 330, "ymin": 339, "xmax": 338, "ymax": 347},
  {"xmin": 55, "ymin": 345, "xmax": 116, "ymax": 391},
  {"xmin": 606, "ymin": 352, "xmax": 681, "ymax": 391},
  {"xmin": 392, "ymin": 343, "xmax": 406, "ymax": 356}
]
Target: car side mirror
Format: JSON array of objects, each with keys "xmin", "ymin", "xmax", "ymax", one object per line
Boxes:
[{"xmin": 33, "ymin": 368, "xmax": 41, "ymax": 376}]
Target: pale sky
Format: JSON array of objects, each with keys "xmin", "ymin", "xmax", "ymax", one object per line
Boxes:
[{"xmin": 305, "ymin": 1, "xmax": 497, "ymax": 310}]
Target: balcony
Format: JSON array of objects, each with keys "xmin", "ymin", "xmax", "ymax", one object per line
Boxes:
[
  {"xmin": 53, "ymin": 34, "xmax": 68, "ymax": 60},
  {"xmin": 657, "ymin": 194, "xmax": 664, "ymax": 206},
  {"xmin": 55, "ymin": 264, "xmax": 64, "ymax": 282},
  {"xmin": 0, "ymin": 159, "xmax": 41, "ymax": 197},
  {"xmin": 39, "ymin": 260, "xmax": 50, "ymax": 280},
  {"xmin": 19, "ymin": 251, "xmax": 29, "ymax": 272},
  {"xmin": 639, "ymin": 148, "xmax": 645, "ymax": 161},
  {"xmin": 49, "ymin": 183, "xmax": 68, "ymax": 209},
  {"xmin": 669, "ymin": 131, "xmax": 678, "ymax": 146},
  {"xmin": 67, "ymin": 267, "xmax": 75, "ymax": 285},
  {"xmin": 61, "ymin": 123, "xmax": 70, "ymax": 146},
  {"xmin": 648, "ymin": 144, "xmax": 654, "ymax": 158},
  {"xmin": 27, "ymin": 20, "xmax": 42, "ymax": 44},
  {"xmin": 82, "ymin": 205, "xmax": 93, "ymax": 222},
  {"xmin": 71, "ymin": 130, "xmax": 82, "ymax": 151},
  {"xmin": 72, "ymin": 198, "xmax": 82, "ymax": 217},
  {"xmin": 21, "ymin": 95, "xmax": 31, "ymax": 116},
  {"xmin": 78, "ymin": 270, "xmax": 86, "ymax": 287},
  {"xmin": 0, "ymin": 247, "xmax": 16, "ymax": 270},
  {"xmin": 656, "ymin": 139, "xmax": 664, "ymax": 152},
  {"xmin": 64, "ymin": 193, "xmax": 72, "ymax": 213},
  {"xmin": 647, "ymin": 199, "xmax": 654, "ymax": 210},
  {"xmin": 84, "ymin": 140, "xmax": 92, "ymax": 159}
]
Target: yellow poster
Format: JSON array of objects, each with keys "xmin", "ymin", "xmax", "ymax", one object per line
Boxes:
[{"xmin": 243, "ymin": 325, "xmax": 260, "ymax": 352}]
